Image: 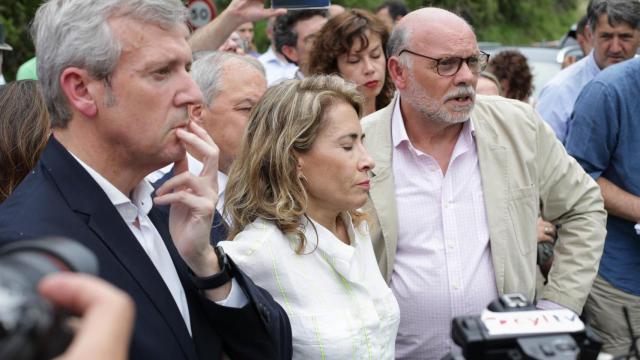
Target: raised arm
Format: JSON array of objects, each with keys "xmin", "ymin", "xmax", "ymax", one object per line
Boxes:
[{"xmin": 189, "ymin": 0, "xmax": 286, "ymax": 52}]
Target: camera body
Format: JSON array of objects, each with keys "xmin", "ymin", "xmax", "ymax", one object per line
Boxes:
[
  {"xmin": 451, "ymin": 294, "xmax": 602, "ymax": 360},
  {"xmin": 0, "ymin": 237, "xmax": 97, "ymax": 360}
]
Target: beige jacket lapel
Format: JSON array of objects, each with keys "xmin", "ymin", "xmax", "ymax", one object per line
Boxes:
[
  {"xmin": 362, "ymin": 96, "xmax": 399, "ymax": 282},
  {"xmin": 470, "ymin": 111, "xmax": 509, "ymax": 295}
]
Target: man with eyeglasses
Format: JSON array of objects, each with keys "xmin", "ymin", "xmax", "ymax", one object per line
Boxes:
[{"xmin": 361, "ymin": 8, "xmax": 606, "ymax": 359}]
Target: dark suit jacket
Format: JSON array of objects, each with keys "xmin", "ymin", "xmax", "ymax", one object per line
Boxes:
[{"xmin": 0, "ymin": 138, "xmax": 292, "ymax": 360}]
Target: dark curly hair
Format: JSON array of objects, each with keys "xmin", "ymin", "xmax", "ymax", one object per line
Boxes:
[
  {"xmin": 307, "ymin": 9, "xmax": 394, "ymax": 111},
  {"xmin": 487, "ymin": 50, "xmax": 533, "ymax": 102}
]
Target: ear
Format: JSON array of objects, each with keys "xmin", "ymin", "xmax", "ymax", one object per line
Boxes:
[
  {"xmin": 188, "ymin": 103, "xmax": 204, "ymax": 124},
  {"xmin": 293, "ymin": 151, "xmax": 304, "ymax": 174},
  {"xmin": 59, "ymin": 67, "xmax": 98, "ymax": 118},
  {"xmin": 500, "ymin": 79, "xmax": 510, "ymax": 96},
  {"xmin": 388, "ymin": 56, "xmax": 408, "ymax": 90},
  {"xmin": 281, "ymin": 45, "xmax": 299, "ymax": 64}
]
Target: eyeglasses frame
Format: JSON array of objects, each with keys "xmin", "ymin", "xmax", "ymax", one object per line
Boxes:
[{"xmin": 397, "ymin": 49, "xmax": 490, "ymax": 77}]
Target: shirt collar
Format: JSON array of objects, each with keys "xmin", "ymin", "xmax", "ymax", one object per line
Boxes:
[
  {"xmin": 69, "ymin": 152, "xmax": 155, "ymax": 223},
  {"xmin": 303, "ymin": 212, "xmax": 358, "ymax": 278}
]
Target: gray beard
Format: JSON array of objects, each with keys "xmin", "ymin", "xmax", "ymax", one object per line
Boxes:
[{"xmin": 405, "ymin": 79, "xmax": 475, "ymax": 125}]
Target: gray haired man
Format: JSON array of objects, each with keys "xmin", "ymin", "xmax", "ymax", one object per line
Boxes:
[{"xmin": 0, "ymin": 1, "xmax": 290, "ymax": 359}]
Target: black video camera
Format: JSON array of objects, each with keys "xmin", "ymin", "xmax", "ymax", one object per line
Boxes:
[
  {"xmin": 0, "ymin": 237, "xmax": 98, "ymax": 360},
  {"xmin": 449, "ymin": 294, "xmax": 602, "ymax": 360}
]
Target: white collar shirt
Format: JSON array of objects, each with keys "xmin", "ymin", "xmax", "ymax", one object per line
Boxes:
[
  {"xmin": 220, "ymin": 213, "xmax": 400, "ymax": 359},
  {"xmin": 390, "ymin": 97, "xmax": 498, "ymax": 359},
  {"xmin": 71, "ymin": 153, "xmax": 192, "ymax": 334},
  {"xmin": 258, "ymin": 47, "xmax": 299, "ymax": 86}
]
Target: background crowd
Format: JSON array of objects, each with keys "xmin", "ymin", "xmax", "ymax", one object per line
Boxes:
[{"xmin": 0, "ymin": 0, "xmax": 638, "ymax": 359}]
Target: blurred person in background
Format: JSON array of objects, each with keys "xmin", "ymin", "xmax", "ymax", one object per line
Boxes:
[
  {"xmin": 0, "ymin": 24, "xmax": 12, "ymax": 85},
  {"xmin": 235, "ymin": 22, "xmax": 260, "ymax": 57},
  {"xmin": 328, "ymin": 4, "xmax": 346, "ymax": 17},
  {"xmin": 16, "ymin": 57, "xmax": 38, "ymax": 80},
  {"xmin": 536, "ymin": 0, "xmax": 640, "ymax": 143},
  {"xmin": 189, "ymin": 0, "xmax": 285, "ymax": 53},
  {"xmin": 486, "ymin": 49, "xmax": 533, "ymax": 102},
  {"xmin": 218, "ymin": 31, "xmax": 246, "ymax": 55},
  {"xmin": 375, "ymin": 0, "xmax": 408, "ymax": 30},
  {"xmin": 258, "ymin": 17, "xmax": 299, "ymax": 85},
  {"xmin": 0, "ymin": 80, "xmax": 50, "ymax": 202},
  {"xmin": 308, "ymin": 9, "xmax": 394, "ymax": 116},
  {"xmin": 563, "ymin": 15, "xmax": 593, "ymax": 68},
  {"xmin": 274, "ymin": 10, "xmax": 328, "ymax": 80},
  {"xmin": 220, "ymin": 75, "xmax": 400, "ymax": 359},
  {"xmin": 476, "ymin": 71, "xmax": 501, "ymax": 96}
]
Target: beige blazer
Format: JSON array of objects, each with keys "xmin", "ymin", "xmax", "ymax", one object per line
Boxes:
[{"xmin": 362, "ymin": 94, "xmax": 607, "ymax": 314}]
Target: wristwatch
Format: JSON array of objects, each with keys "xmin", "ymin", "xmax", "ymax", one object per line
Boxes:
[{"xmin": 191, "ymin": 246, "xmax": 233, "ymax": 290}]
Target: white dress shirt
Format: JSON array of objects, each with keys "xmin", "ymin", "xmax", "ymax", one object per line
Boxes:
[
  {"xmin": 220, "ymin": 213, "xmax": 400, "ymax": 359},
  {"xmin": 390, "ymin": 98, "xmax": 499, "ymax": 359},
  {"xmin": 258, "ymin": 47, "xmax": 299, "ymax": 86},
  {"xmin": 72, "ymin": 154, "xmax": 192, "ymax": 334}
]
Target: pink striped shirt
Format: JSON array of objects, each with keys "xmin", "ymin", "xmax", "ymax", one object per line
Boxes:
[{"xmin": 390, "ymin": 98, "xmax": 499, "ymax": 359}]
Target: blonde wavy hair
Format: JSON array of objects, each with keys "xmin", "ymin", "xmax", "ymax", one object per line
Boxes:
[{"xmin": 224, "ymin": 74, "xmax": 366, "ymax": 253}]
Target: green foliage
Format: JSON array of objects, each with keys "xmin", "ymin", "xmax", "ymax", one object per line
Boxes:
[
  {"xmin": 1, "ymin": 0, "xmax": 583, "ymax": 80},
  {"xmin": 0, "ymin": 0, "xmax": 40, "ymax": 82}
]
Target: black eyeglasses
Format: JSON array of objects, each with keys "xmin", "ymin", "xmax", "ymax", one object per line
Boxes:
[{"xmin": 398, "ymin": 49, "xmax": 490, "ymax": 77}]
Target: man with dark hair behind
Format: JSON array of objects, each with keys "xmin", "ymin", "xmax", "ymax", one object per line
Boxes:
[
  {"xmin": 375, "ymin": 0, "xmax": 408, "ymax": 30},
  {"xmin": 273, "ymin": 9, "xmax": 328, "ymax": 80},
  {"xmin": 536, "ymin": 0, "xmax": 640, "ymax": 143},
  {"xmin": 576, "ymin": 14, "xmax": 594, "ymax": 56}
]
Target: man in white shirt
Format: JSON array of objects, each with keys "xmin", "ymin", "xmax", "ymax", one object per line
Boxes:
[
  {"xmin": 362, "ymin": 7, "xmax": 606, "ymax": 359},
  {"xmin": 149, "ymin": 52, "xmax": 267, "ymax": 240},
  {"xmin": 258, "ymin": 17, "xmax": 299, "ymax": 85},
  {"xmin": 0, "ymin": 1, "xmax": 290, "ymax": 359}
]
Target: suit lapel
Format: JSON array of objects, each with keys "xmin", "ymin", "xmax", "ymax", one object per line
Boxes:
[
  {"xmin": 471, "ymin": 113, "xmax": 509, "ymax": 295},
  {"xmin": 363, "ymin": 97, "xmax": 400, "ymax": 282},
  {"xmin": 42, "ymin": 138, "xmax": 198, "ymax": 360}
]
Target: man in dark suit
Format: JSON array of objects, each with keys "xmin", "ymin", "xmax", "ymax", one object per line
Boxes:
[{"xmin": 0, "ymin": 0, "xmax": 291, "ymax": 359}]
